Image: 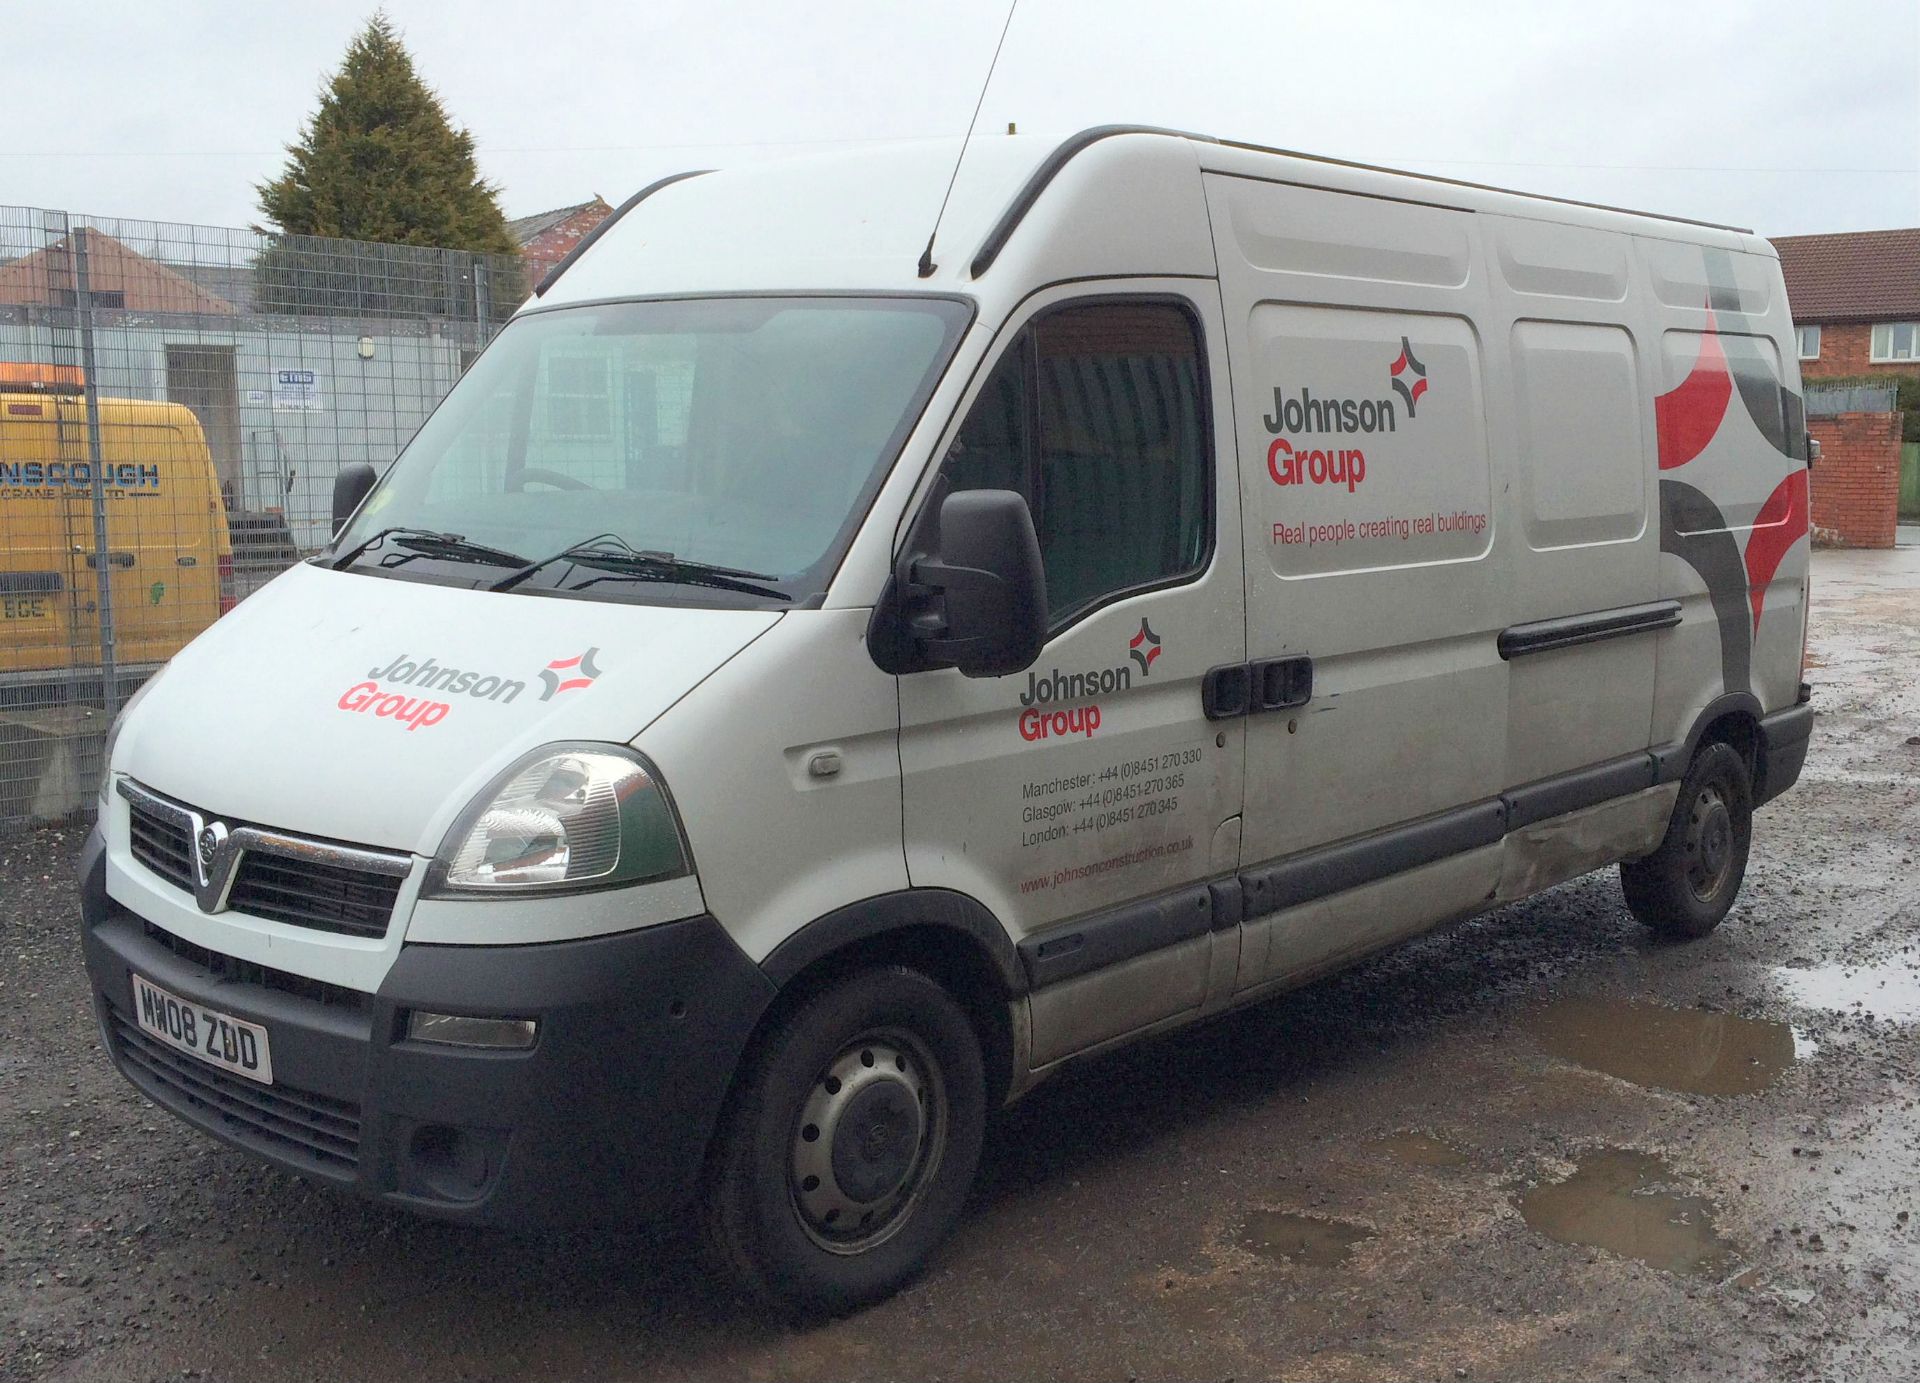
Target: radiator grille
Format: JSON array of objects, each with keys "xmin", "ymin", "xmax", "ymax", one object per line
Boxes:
[
  {"xmin": 121, "ymin": 782, "xmax": 406, "ymax": 939},
  {"xmin": 109, "ymin": 1010, "xmax": 361, "ymax": 1176},
  {"xmin": 127, "ymin": 797, "xmax": 194, "ymax": 891},
  {"xmin": 227, "ymin": 854, "xmax": 401, "ymax": 938},
  {"xmin": 140, "ymin": 921, "xmax": 369, "ymax": 1014}
]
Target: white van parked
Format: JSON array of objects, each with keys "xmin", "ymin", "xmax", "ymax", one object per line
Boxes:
[{"xmin": 81, "ymin": 127, "xmax": 1815, "ymax": 1313}]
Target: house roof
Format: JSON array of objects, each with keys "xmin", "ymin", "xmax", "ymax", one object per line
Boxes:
[
  {"xmin": 508, "ymin": 200, "xmax": 609, "ymax": 247},
  {"xmin": 1772, "ymin": 227, "xmax": 1920, "ymax": 323},
  {"xmin": 0, "ymin": 227, "xmax": 237, "ymax": 313}
]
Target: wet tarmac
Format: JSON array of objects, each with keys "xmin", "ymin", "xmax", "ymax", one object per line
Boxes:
[
  {"xmin": 1236, "ymin": 1209, "xmax": 1375, "ymax": 1268},
  {"xmin": 1515, "ymin": 1148, "xmax": 1736, "ymax": 1278},
  {"xmin": 3, "ymin": 543, "xmax": 1918, "ymax": 1383},
  {"xmin": 1523, "ymin": 995, "xmax": 1800, "ymax": 1096}
]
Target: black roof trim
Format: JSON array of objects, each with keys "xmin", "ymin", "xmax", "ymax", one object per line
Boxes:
[
  {"xmin": 967, "ymin": 125, "xmax": 1751, "ymax": 280},
  {"xmin": 968, "ymin": 125, "xmax": 1214, "ymax": 280},
  {"xmin": 533, "ymin": 169, "xmax": 712, "ymax": 298}
]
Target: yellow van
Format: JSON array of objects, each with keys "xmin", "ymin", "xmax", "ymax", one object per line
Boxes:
[{"xmin": 1, "ymin": 364, "xmax": 234, "ymax": 678}]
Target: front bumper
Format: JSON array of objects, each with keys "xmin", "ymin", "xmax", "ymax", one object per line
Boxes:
[{"xmin": 78, "ymin": 831, "xmax": 776, "ymax": 1229}]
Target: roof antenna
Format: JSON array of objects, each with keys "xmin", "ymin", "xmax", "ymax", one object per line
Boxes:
[{"xmin": 918, "ymin": 0, "xmax": 1019, "ymax": 279}]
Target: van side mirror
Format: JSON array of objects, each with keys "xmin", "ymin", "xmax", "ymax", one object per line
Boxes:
[
  {"xmin": 872, "ymin": 489, "xmax": 1048, "ymax": 678},
  {"xmin": 332, "ymin": 463, "xmax": 378, "ymax": 536}
]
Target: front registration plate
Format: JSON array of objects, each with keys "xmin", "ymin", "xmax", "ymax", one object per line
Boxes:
[{"xmin": 131, "ymin": 973, "xmax": 274, "ymax": 1085}]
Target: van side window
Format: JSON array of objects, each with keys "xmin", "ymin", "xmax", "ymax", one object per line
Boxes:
[{"xmin": 945, "ymin": 300, "xmax": 1209, "ymax": 624}]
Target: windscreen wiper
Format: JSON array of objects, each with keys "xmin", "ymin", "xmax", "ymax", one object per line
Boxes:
[
  {"xmin": 492, "ymin": 535, "xmax": 790, "ymax": 601},
  {"xmin": 330, "ymin": 527, "xmax": 528, "ymax": 572}
]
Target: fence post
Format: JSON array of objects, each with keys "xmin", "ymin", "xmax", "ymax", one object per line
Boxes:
[
  {"xmin": 472, "ymin": 254, "xmax": 492, "ymax": 346},
  {"xmin": 70, "ymin": 226, "xmax": 119, "ymax": 712}
]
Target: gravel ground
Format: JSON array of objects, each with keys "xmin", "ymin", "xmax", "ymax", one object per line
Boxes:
[{"xmin": 3, "ymin": 541, "xmax": 1916, "ymax": 1383}]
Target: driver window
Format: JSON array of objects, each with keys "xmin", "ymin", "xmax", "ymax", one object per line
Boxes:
[{"xmin": 944, "ymin": 299, "xmax": 1210, "ymax": 625}]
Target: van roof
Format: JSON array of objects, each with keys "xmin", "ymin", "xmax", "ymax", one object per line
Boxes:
[
  {"xmin": 0, "ymin": 363, "xmax": 85, "ymax": 392},
  {"xmin": 532, "ymin": 126, "xmax": 1762, "ymax": 312}
]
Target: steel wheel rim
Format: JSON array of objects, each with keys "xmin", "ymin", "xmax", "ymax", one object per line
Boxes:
[
  {"xmin": 789, "ymin": 1027, "xmax": 945, "ymax": 1255},
  {"xmin": 1684, "ymin": 782, "xmax": 1734, "ymax": 902}
]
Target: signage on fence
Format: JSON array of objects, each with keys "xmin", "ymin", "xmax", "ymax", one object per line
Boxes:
[{"xmin": 271, "ymin": 369, "xmax": 325, "ymax": 413}]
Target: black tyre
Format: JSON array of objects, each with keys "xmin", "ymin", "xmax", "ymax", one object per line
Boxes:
[
  {"xmin": 1620, "ymin": 740, "xmax": 1753, "ymax": 938},
  {"xmin": 701, "ymin": 965, "xmax": 986, "ymax": 1317}
]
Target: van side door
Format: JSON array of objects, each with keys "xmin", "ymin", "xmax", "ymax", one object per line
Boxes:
[
  {"xmin": 896, "ymin": 289, "xmax": 1247, "ymax": 1068},
  {"xmin": 1483, "ymin": 216, "xmax": 1660, "ymax": 802},
  {"xmin": 1203, "ymin": 174, "xmax": 1509, "ymax": 993}
]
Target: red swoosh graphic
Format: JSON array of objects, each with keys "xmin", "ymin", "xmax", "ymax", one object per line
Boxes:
[
  {"xmin": 550, "ymin": 676, "xmax": 594, "ymax": 695},
  {"xmin": 1744, "ymin": 470, "xmax": 1808, "ymax": 629},
  {"xmin": 1655, "ymin": 314, "xmax": 1732, "ymax": 470}
]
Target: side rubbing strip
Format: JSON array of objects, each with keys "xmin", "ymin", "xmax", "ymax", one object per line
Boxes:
[
  {"xmin": 969, "ymin": 124, "xmax": 1214, "ymax": 279},
  {"xmin": 1241, "ymin": 800, "xmax": 1508, "ymax": 919},
  {"xmin": 1018, "ymin": 881, "xmax": 1216, "ymax": 990},
  {"xmin": 1497, "ymin": 599, "xmax": 1681, "ymax": 661},
  {"xmin": 1501, "ymin": 753, "xmax": 1655, "ymax": 831},
  {"xmin": 533, "ymin": 169, "xmax": 711, "ymax": 298}
]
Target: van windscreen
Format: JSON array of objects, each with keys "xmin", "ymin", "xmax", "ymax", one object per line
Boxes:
[{"xmin": 331, "ymin": 295, "xmax": 970, "ymax": 607}]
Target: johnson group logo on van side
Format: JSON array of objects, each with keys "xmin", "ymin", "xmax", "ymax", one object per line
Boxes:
[
  {"xmin": 1389, "ymin": 337, "xmax": 1429, "ymax": 417},
  {"xmin": 1263, "ymin": 339, "xmax": 1432, "ymax": 493},
  {"xmin": 1015, "ymin": 623, "xmax": 1167, "ymax": 742}
]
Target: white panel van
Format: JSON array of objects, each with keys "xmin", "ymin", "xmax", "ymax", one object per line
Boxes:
[{"xmin": 79, "ymin": 128, "xmax": 1815, "ymax": 1313}]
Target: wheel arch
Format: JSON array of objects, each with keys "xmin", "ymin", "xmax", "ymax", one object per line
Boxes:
[
  {"xmin": 1656, "ymin": 691, "xmax": 1763, "ymax": 785},
  {"xmin": 755, "ymin": 889, "xmax": 1025, "ymax": 1108}
]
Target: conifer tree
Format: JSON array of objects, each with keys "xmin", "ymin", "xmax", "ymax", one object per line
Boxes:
[{"xmin": 254, "ymin": 13, "xmax": 522, "ymax": 318}]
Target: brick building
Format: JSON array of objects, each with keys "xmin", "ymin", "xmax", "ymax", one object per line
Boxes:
[
  {"xmin": 1773, "ymin": 227, "xmax": 1920, "ymax": 379},
  {"xmin": 1772, "ymin": 227, "xmax": 1918, "ymax": 547},
  {"xmin": 508, "ymin": 198, "xmax": 613, "ymax": 288}
]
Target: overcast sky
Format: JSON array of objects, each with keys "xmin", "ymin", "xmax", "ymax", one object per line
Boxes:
[{"xmin": 3, "ymin": 0, "xmax": 1916, "ymax": 241}]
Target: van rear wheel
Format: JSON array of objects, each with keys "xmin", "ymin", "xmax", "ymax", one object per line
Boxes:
[
  {"xmin": 701, "ymin": 965, "xmax": 985, "ymax": 1317},
  {"xmin": 1620, "ymin": 740, "xmax": 1752, "ymax": 938}
]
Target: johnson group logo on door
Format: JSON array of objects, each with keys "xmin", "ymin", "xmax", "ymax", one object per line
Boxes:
[
  {"xmin": 1388, "ymin": 337, "xmax": 1429, "ymax": 417},
  {"xmin": 1015, "ymin": 622, "xmax": 1167, "ymax": 743},
  {"xmin": 1251, "ymin": 306, "xmax": 1490, "ymax": 578}
]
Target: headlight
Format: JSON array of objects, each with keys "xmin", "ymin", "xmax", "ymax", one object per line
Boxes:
[{"xmin": 426, "ymin": 743, "xmax": 689, "ymax": 895}]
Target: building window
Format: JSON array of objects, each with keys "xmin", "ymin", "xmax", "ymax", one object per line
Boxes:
[
  {"xmin": 1795, "ymin": 324, "xmax": 1821, "ymax": 360},
  {"xmin": 51, "ymin": 288, "xmax": 126, "ymax": 309},
  {"xmin": 942, "ymin": 299, "xmax": 1210, "ymax": 626},
  {"xmin": 1870, "ymin": 322, "xmax": 1919, "ymax": 362}
]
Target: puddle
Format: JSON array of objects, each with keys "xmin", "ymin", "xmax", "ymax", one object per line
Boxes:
[
  {"xmin": 1525, "ymin": 996, "xmax": 1797, "ymax": 1096},
  {"xmin": 1237, "ymin": 1210, "xmax": 1374, "ymax": 1267},
  {"xmin": 1374, "ymin": 1132, "xmax": 1467, "ymax": 1169},
  {"xmin": 1516, "ymin": 1148, "xmax": 1735, "ymax": 1277},
  {"xmin": 1774, "ymin": 954, "xmax": 1920, "ymax": 1023}
]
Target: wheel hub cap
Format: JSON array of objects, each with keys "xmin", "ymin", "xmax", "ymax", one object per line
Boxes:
[
  {"xmin": 1685, "ymin": 784, "xmax": 1734, "ymax": 900},
  {"xmin": 791, "ymin": 1035, "xmax": 936, "ymax": 1251}
]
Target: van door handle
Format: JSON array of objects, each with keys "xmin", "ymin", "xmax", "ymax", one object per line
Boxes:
[
  {"xmin": 1202, "ymin": 656, "xmax": 1312, "ymax": 719},
  {"xmin": 1202, "ymin": 663, "xmax": 1252, "ymax": 720},
  {"xmin": 83, "ymin": 552, "xmax": 136, "ymax": 570},
  {"xmin": 1252, "ymin": 655, "xmax": 1313, "ymax": 711}
]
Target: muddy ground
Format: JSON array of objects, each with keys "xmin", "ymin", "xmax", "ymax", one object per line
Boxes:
[{"xmin": 3, "ymin": 541, "xmax": 1916, "ymax": 1383}]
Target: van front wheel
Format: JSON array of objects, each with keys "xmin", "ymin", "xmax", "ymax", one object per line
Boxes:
[
  {"xmin": 701, "ymin": 965, "xmax": 986, "ymax": 1317},
  {"xmin": 1620, "ymin": 740, "xmax": 1753, "ymax": 938}
]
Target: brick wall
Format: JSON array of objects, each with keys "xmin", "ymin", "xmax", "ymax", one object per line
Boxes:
[
  {"xmin": 1798, "ymin": 321, "xmax": 1920, "ymax": 380},
  {"xmin": 519, "ymin": 202, "xmax": 613, "ymax": 287},
  {"xmin": 1806, "ymin": 410, "xmax": 1902, "ymax": 548}
]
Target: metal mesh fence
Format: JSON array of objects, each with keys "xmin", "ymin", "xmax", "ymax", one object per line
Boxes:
[
  {"xmin": 1805, "ymin": 382, "xmax": 1901, "ymax": 417},
  {"xmin": 0, "ymin": 205, "xmax": 520, "ymax": 833}
]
